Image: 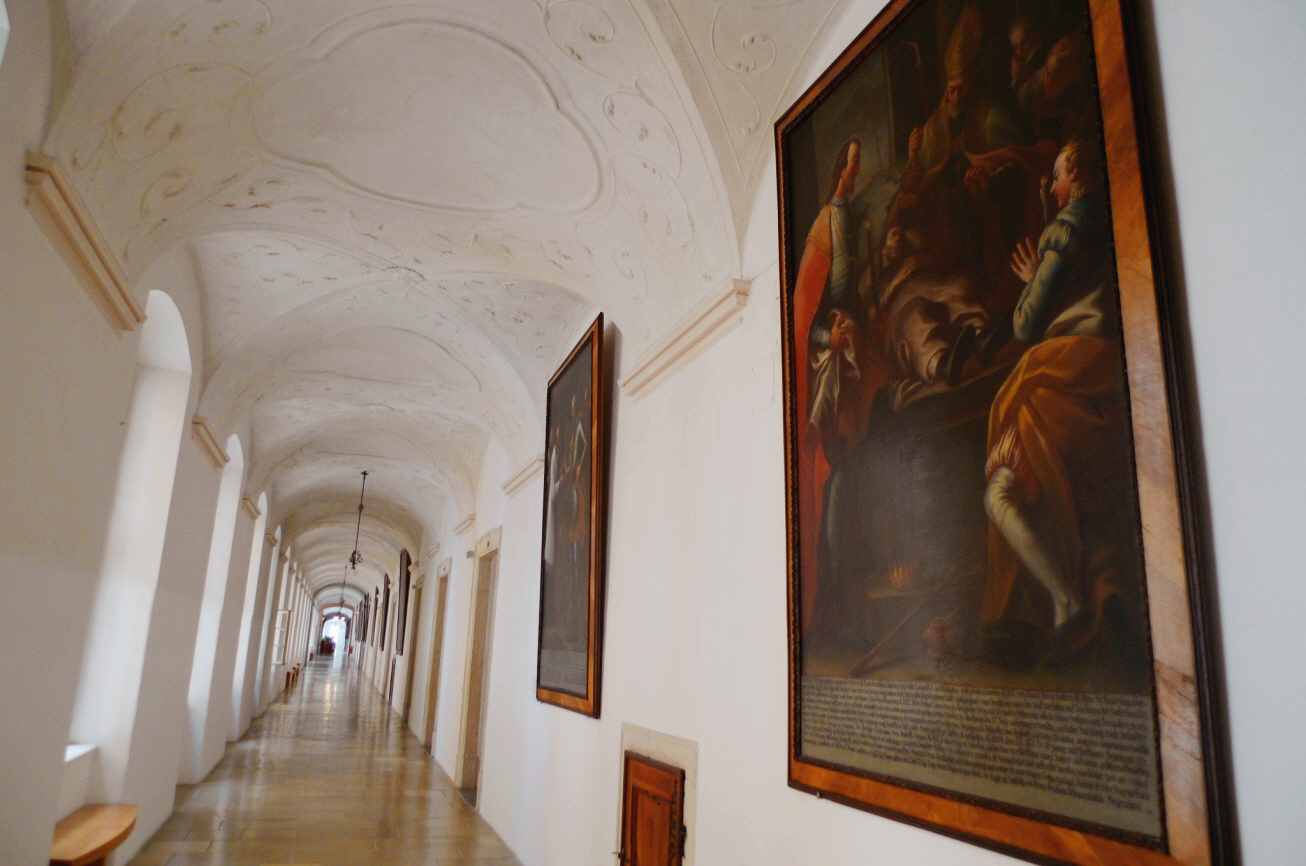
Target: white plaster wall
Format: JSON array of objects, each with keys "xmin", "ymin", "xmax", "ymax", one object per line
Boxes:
[
  {"xmin": 184, "ymin": 505, "xmax": 256, "ymax": 782},
  {"xmin": 466, "ymin": 2, "xmax": 1306, "ymax": 865},
  {"xmin": 403, "ymin": 528, "xmax": 442, "ymax": 722},
  {"xmin": 256, "ymin": 555, "xmax": 288, "ymax": 714},
  {"xmin": 477, "ymin": 471, "xmax": 553, "ymax": 855},
  {"xmin": 0, "ymin": 0, "xmax": 10, "ymax": 73},
  {"xmin": 116, "ymin": 436, "xmax": 222, "ymax": 862},
  {"xmin": 1148, "ymin": 2, "xmax": 1306, "ymax": 862},
  {"xmin": 251, "ymin": 535, "xmax": 280, "ymax": 712},
  {"xmin": 0, "ymin": 1, "xmax": 139, "ymax": 862},
  {"xmin": 405, "ymin": 564, "xmax": 436, "ymax": 740},
  {"xmin": 432, "ymin": 447, "xmax": 504, "ymax": 778},
  {"xmin": 403, "ymin": 512, "xmax": 452, "ymax": 745},
  {"xmin": 231, "ymin": 527, "xmax": 274, "ymax": 739}
]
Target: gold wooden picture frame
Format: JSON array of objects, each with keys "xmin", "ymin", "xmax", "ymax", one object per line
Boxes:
[
  {"xmin": 536, "ymin": 314, "xmax": 608, "ymax": 717},
  {"xmin": 775, "ymin": 1, "xmax": 1230, "ymax": 863}
]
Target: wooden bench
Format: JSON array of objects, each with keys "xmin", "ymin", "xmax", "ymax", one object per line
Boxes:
[{"xmin": 50, "ymin": 804, "xmax": 136, "ymax": 866}]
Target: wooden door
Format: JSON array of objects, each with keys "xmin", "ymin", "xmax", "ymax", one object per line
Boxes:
[
  {"xmin": 457, "ymin": 549, "xmax": 498, "ymax": 793},
  {"xmin": 620, "ymin": 752, "xmax": 685, "ymax": 866}
]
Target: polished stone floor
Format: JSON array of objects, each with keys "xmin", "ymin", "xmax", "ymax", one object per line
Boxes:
[{"xmin": 128, "ymin": 657, "xmax": 519, "ymax": 866}]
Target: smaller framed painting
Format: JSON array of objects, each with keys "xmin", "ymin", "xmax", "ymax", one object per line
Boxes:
[{"xmin": 536, "ymin": 314, "xmax": 608, "ymax": 717}]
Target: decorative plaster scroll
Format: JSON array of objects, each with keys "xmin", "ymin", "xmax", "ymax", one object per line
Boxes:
[
  {"xmin": 618, "ymin": 278, "xmax": 750, "ymax": 399},
  {"xmin": 264, "ymin": 532, "xmax": 278, "ymax": 546},
  {"xmin": 24, "ymin": 153, "xmax": 145, "ymax": 332},
  {"xmin": 192, "ymin": 416, "xmax": 231, "ymax": 468},
  {"xmin": 502, "ymin": 453, "xmax": 545, "ymax": 496},
  {"xmin": 242, "ymin": 495, "xmax": 262, "ymax": 519},
  {"xmin": 454, "ymin": 513, "xmax": 476, "ymax": 535}
]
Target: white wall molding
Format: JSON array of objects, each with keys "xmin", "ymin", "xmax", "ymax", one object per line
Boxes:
[
  {"xmin": 241, "ymin": 496, "xmax": 261, "ymax": 519},
  {"xmin": 501, "ymin": 454, "xmax": 545, "ymax": 497},
  {"xmin": 191, "ymin": 417, "xmax": 229, "ymax": 469},
  {"xmin": 618, "ymin": 279, "xmax": 751, "ymax": 400},
  {"xmin": 454, "ymin": 513, "xmax": 476, "ymax": 536},
  {"xmin": 475, "ymin": 526, "xmax": 502, "ymax": 557},
  {"xmin": 24, "ymin": 153, "xmax": 145, "ymax": 333}
]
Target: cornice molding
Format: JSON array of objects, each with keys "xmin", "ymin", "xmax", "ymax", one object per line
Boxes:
[
  {"xmin": 241, "ymin": 495, "xmax": 262, "ymax": 519},
  {"xmin": 24, "ymin": 153, "xmax": 145, "ymax": 333},
  {"xmin": 619, "ymin": 278, "xmax": 751, "ymax": 400},
  {"xmin": 454, "ymin": 513, "xmax": 476, "ymax": 536},
  {"xmin": 476, "ymin": 526, "xmax": 502, "ymax": 556},
  {"xmin": 192, "ymin": 416, "xmax": 230, "ymax": 469},
  {"xmin": 502, "ymin": 454, "xmax": 545, "ymax": 496}
]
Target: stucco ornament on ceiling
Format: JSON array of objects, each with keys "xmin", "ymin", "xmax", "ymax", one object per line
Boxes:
[
  {"xmin": 252, "ymin": 18, "xmax": 603, "ymax": 213},
  {"xmin": 47, "ymin": 0, "xmax": 849, "ymax": 599}
]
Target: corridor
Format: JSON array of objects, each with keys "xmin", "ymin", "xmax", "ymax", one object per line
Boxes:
[{"xmin": 128, "ymin": 660, "xmax": 521, "ymax": 866}]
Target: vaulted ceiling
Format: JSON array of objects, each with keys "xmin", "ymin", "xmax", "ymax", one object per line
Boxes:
[{"xmin": 45, "ymin": 0, "xmax": 851, "ymax": 601}]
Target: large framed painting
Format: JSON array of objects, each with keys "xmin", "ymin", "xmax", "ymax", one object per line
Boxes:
[
  {"xmin": 776, "ymin": 0, "xmax": 1231, "ymax": 863},
  {"xmin": 536, "ymin": 314, "xmax": 608, "ymax": 717}
]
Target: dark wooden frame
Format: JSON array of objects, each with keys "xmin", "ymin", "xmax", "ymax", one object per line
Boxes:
[
  {"xmin": 396, "ymin": 549, "xmax": 411, "ymax": 655},
  {"xmin": 535, "ymin": 314, "xmax": 608, "ymax": 717},
  {"xmin": 379, "ymin": 574, "xmax": 391, "ymax": 652},
  {"xmin": 775, "ymin": 1, "xmax": 1231, "ymax": 864}
]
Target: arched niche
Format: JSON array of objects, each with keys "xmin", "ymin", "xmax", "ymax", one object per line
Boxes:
[
  {"xmin": 229, "ymin": 491, "xmax": 269, "ymax": 738},
  {"xmin": 180, "ymin": 433, "xmax": 245, "ymax": 782},
  {"xmin": 68, "ymin": 290, "xmax": 193, "ymax": 802}
]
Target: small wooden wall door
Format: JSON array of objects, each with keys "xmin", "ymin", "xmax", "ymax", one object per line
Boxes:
[{"xmin": 620, "ymin": 752, "xmax": 686, "ymax": 866}]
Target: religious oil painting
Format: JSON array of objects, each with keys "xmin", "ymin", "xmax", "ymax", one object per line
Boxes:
[
  {"xmin": 537, "ymin": 315, "xmax": 608, "ymax": 717},
  {"xmin": 777, "ymin": 0, "xmax": 1229, "ymax": 863}
]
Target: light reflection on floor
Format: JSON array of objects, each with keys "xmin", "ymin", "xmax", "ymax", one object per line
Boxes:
[{"xmin": 128, "ymin": 658, "xmax": 519, "ymax": 865}]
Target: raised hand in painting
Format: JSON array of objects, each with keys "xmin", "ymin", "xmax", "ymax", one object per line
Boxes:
[
  {"xmin": 1010, "ymin": 238, "xmax": 1040, "ymax": 283},
  {"xmin": 829, "ymin": 309, "xmax": 856, "ymax": 351}
]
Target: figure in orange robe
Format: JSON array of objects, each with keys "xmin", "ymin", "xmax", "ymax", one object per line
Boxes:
[{"xmin": 981, "ymin": 138, "xmax": 1142, "ymax": 659}]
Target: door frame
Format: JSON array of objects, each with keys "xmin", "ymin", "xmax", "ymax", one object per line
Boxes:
[
  {"xmin": 422, "ymin": 560, "xmax": 453, "ymax": 751},
  {"xmin": 455, "ymin": 526, "xmax": 502, "ymax": 795}
]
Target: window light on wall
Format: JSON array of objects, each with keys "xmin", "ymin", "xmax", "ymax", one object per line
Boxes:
[{"xmin": 0, "ymin": 0, "xmax": 9, "ymax": 72}]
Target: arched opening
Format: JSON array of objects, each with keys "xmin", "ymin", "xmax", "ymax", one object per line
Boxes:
[
  {"xmin": 68, "ymin": 290, "xmax": 192, "ymax": 803},
  {"xmin": 229, "ymin": 491, "xmax": 268, "ymax": 739},
  {"xmin": 321, "ymin": 615, "xmax": 348, "ymax": 665},
  {"xmin": 180, "ymin": 433, "xmax": 244, "ymax": 782}
]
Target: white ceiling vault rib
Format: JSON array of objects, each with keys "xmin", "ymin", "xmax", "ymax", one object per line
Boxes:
[
  {"xmin": 45, "ymin": 0, "xmax": 848, "ymax": 598},
  {"xmin": 639, "ymin": 0, "xmax": 856, "ymax": 241}
]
